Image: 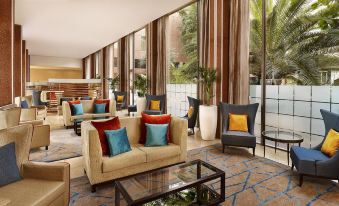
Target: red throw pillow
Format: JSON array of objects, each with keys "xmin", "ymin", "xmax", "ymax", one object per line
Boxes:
[
  {"xmin": 91, "ymin": 117, "xmax": 121, "ymax": 155},
  {"xmin": 140, "ymin": 112, "xmax": 171, "ymax": 144},
  {"xmin": 68, "ymin": 100, "xmax": 81, "ymax": 115},
  {"xmin": 95, "ymin": 99, "xmax": 110, "ymax": 113}
]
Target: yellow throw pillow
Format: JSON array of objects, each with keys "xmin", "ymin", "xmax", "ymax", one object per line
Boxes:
[
  {"xmin": 188, "ymin": 106, "xmax": 194, "ymax": 118},
  {"xmin": 117, "ymin": 95, "xmax": 124, "ymax": 103},
  {"xmin": 228, "ymin": 113, "xmax": 248, "ymax": 132},
  {"xmin": 150, "ymin": 100, "xmax": 161, "ymax": 110},
  {"xmin": 321, "ymin": 129, "xmax": 339, "ymax": 157}
]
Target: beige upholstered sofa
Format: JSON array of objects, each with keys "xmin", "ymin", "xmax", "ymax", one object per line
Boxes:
[
  {"xmin": 14, "ymin": 95, "xmax": 47, "ymax": 120},
  {"xmin": 0, "ymin": 107, "xmax": 50, "ymax": 150},
  {"xmin": 0, "ymin": 124, "xmax": 70, "ymax": 206},
  {"xmin": 62, "ymin": 99, "xmax": 116, "ymax": 127},
  {"xmin": 82, "ymin": 116, "xmax": 187, "ymax": 192}
]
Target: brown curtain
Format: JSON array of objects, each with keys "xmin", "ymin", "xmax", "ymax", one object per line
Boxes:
[
  {"xmin": 101, "ymin": 47, "xmax": 109, "ymax": 99},
  {"xmin": 198, "ymin": 0, "xmax": 249, "ymax": 105},
  {"xmin": 146, "ymin": 17, "xmax": 167, "ymax": 95},
  {"xmin": 118, "ymin": 36, "xmax": 131, "ymax": 104}
]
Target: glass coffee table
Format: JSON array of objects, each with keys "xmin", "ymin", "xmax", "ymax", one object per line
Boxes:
[
  {"xmin": 262, "ymin": 130, "xmax": 303, "ymax": 165},
  {"xmin": 114, "ymin": 159, "xmax": 225, "ymax": 206}
]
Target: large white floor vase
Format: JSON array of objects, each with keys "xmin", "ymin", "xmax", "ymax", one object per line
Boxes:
[
  {"xmin": 199, "ymin": 105, "xmax": 218, "ymax": 140},
  {"xmin": 136, "ymin": 96, "xmax": 147, "ymax": 115}
]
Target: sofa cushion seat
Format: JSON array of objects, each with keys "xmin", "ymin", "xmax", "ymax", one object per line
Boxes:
[
  {"xmin": 70, "ymin": 113, "xmax": 93, "ymax": 121},
  {"xmin": 102, "ymin": 146, "xmax": 146, "ymax": 173},
  {"xmin": 290, "ymin": 146, "xmax": 329, "ymax": 175},
  {"xmin": 138, "ymin": 143, "xmax": 181, "ymax": 162},
  {"xmin": 0, "ymin": 178, "xmax": 65, "ymax": 206}
]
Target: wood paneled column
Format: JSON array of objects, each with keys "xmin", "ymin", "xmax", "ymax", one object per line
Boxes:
[
  {"xmin": 26, "ymin": 50, "xmax": 30, "ymax": 82},
  {"xmin": 22, "ymin": 40, "xmax": 26, "ymax": 95},
  {"xmin": 14, "ymin": 24, "xmax": 22, "ymax": 97},
  {"xmin": 102, "ymin": 48, "xmax": 108, "ymax": 99},
  {"xmin": 90, "ymin": 54, "xmax": 95, "ymax": 79},
  {"xmin": 0, "ymin": 0, "xmax": 13, "ymax": 106}
]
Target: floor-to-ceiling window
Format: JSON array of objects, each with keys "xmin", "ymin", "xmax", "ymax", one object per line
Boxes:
[
  {"xmin": 166, "ymin": 2, "xmax": 198, "ymax": 117},
  {"xmin": 107, "ymin": 43, "xmax": 120, "ymax": 99},
  {"xmin": 249, "ymin": 0, "xmax": 339, "ymax": 148},
  {"xmin": 132, "ymin": 28, "xmax": 147, "ymax": 104}
]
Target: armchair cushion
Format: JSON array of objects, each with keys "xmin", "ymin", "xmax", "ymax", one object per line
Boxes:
[
  {"xmin": 0, "ymin": 143, "xmax": 21, "ymax": 186},
  {"xmin": 222, "ymin": 131, "xmax": 256, "ymax": 148},
  {"xmin": 145, "ymin": 123, "xmax": 169, "ymax": 147},
  {"xmin": 228, "ymin": 114, "xmax": 248, "ymax": 132},
  {"xmin": 150, "ymin": 100, "xmax": 160, "ymax": 110},
  {"xmin": 72, "ymin": 104, "xmax": 84, "ymax": 116},
  {"xmin": 290, "ymin": 146, "xmax": 329, "ymax": 175},
  {"xmin": 68, "ymin": 100, "xmax": 81, "ymax": 115},
  {"xmin": 188, "ymin": 106, "xmax": 194, "ymax": 118},
  {"xmin": 117, "ymin": 95, "xmax": 124, "ymax": 103},
  {"xmin": 321, "ymin": 129, "xmax": 339, "ymax": 157}
]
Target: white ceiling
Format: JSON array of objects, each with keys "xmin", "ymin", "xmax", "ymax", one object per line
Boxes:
[{"xmin": 15, "ymin": 0, "xmax": 192, "ymax": 59}]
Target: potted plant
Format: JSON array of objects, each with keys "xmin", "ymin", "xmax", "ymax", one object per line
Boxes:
[
  {"xmin": 134, "ymin": 74, "xmax": 147, "ymax": 114},
  {"xmin": 107, "ymin": 75, "xmax": 120, "ymax": 99},
  {"xmin": 198, "ymin": 67, "xmax": 217, "ymax": 140}
]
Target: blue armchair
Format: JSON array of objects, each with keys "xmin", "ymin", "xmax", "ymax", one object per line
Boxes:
[
  {"xmin": 220, "ymin": 103, "xmax": 259, "ymax": 156},
  {"xmin": 290, "ymin": 109, "xmax": 339, "ymax": 186}
]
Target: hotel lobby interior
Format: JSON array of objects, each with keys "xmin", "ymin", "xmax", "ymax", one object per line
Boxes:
[{"xmin": 0, "ymin": 0, "xmax": 338, "ymax": 205}]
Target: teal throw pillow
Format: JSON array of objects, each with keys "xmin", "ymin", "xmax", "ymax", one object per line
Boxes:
[
  {"xmin": 145, "ymin": 123, "xmax": 168, "ymax": 147},
  {"xmin": 72, "ymin": 104, "xmax": 84, "ymax": 116},
  {"xmin": 105, "ymin": 128, "xmax": 131, "ymax": 157},
  {"xmin": 94, "ymin": 103, "xmax": 106, "ymax": 114}
]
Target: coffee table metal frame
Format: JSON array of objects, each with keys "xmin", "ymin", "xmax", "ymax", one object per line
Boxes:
[
  {"xmin": 114, "ymin": 159, "xmax": 225, "ymax": 206},
  {"xmin": 262, "ymin": 130, "xmax": 303, "ymax": 165}
]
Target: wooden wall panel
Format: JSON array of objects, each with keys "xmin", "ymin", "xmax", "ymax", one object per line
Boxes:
[
  {"xmin": 22, "ymin": 40, "xmax": 26, "ymax": 95},
  {"xmin": 0, "ymin": 0, "xmax": 13, "ymax": 106},
  {"xmin": 14, "ymin": 24, "xmax": 22, "ymax": 97},
  {"xmin": 26, "ymin": 50, "xmax": 30, "ymax": 82}
]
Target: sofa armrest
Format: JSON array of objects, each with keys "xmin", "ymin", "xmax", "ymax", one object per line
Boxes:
[
  {"xmin": 20, "ymin": 108, "xmax": 37, "ymax": 122},
  {"xmin": 23, "ymin": 162, "xmax": 70, "ymax": 181},
  {"xmin": 170, "ymin": 117, "xmax": 188, "ymax": 161},
  {"xmin": 81, "ymin": 122, "xmax": 104, "ymax": 185},
  {"xmin": 109, "ymin": 99, "xmax": 116, "ymax": 116},
  {"xmin": 62, "ymin": 101, "xmax": 72, "ymax": 126},
  {"xmin": 22, "ymin": 162, "xmax": 70, "ymax": 206}
]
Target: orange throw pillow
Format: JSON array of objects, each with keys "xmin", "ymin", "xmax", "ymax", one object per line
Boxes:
[
  {"xmin": 228, "ymin": 113, "xmax": 248, "ymax": 132},
  {"xmin": 321, "ymin": 129, "xmax": 339, "ymax": 157},
  {"xmin": 95, "ymin": 99, "xmax": 110, "ymax": 113},
  {"xmin": 91, "ymin": 117, "xmax": 121, "ymax": 156},
  {"xmin": 140, "ymin": 112, "xmax": 171, "ymax": 144},
  {"xmin": 150, "ymin": 100, "xmax": 161, "ymax": 110},
  {"xmin": 117, "ymin": 95, "xmax": 124, "ymax": 103}
]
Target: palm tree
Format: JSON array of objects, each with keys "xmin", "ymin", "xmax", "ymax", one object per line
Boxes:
[{"xmin": 250, "ymin": 0, "xmax": 339, "ymax": 85}]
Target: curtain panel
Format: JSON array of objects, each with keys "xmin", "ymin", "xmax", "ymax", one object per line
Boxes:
[
  {"xmin": 118, "ymin": 36, "xmax": 131, "ymax": 104},
  {"xmin": 198, "ymin": 0, "xmax": 249, "ymax": 105},
  {"xmin": 146, "ymin": 17, "xmax": 167, "ymax": 95},
  {"xmin": 101, "ymin": 47, "xmax": 109, "ymax": 99}
]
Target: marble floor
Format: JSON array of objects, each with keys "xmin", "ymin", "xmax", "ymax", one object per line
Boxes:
[{"xmin": 45, "ymin": 113, "xmax": 293, "ymax": 179}]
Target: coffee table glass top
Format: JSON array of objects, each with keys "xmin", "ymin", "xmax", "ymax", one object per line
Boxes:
[
  {"xmin": 262, "ymin": 130, "xmax": 303, "ymax": 142},
  {"xmin": 115, "ymin": 159, "xmax": 223, "ymax": 202}
]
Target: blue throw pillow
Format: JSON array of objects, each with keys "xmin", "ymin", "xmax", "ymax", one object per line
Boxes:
[
  {"xmin": 105, "ymin": 128, "xmax": 131, "ymax": 157},
  {"xmin": 145, "ymin": 123, "xmax": 168, "ymax": 147},
  {"xmin": 21, "ymin": 100, "xmax": 29, "ymax": 108},
  {"xmin": 0, "ymin": 142, "xmax": 21, "ymax": 186},
  {"xmin": 72, "ymin": 104, "xmax": 84, "ymax": 116},
  {"xmin": 94, "ymin": 103, "xmax": 106, "ymax": 114}
]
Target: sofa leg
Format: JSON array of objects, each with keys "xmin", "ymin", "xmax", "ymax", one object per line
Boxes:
[
  {"xmin": 291, "ymin": 163, "xmax": 294, "ymax": 171},
  {"xmin": 192, "ymin": 128, "xmax": 195, "ymax": 135},
  {"xmin": 299, "ymin": 174, "xmax": 303, "ymax": 187},
  {"xmin": 45, "ymin": 146, "xmax": 48, "ymax": 150},
  {"xmin": 253, "ymin": 148, "xmax": 255, "ymax": 156},
  {"xmin": 222, "ymin": 144, "xmax": 225, "ymax": 153},
  {"xmin": 91, "ymin": 185, "xmax": 96, "ymax": 193}
]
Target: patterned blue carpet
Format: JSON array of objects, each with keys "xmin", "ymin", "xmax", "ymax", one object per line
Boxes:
[{"xmin": 70, "ymin": 144, "xmax": 339, "ymax": 206}]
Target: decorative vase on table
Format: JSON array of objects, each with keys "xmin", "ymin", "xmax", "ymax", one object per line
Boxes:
[{"xmin": 197, "ymin": 67, "xmax": 217, "ymax": 140}]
